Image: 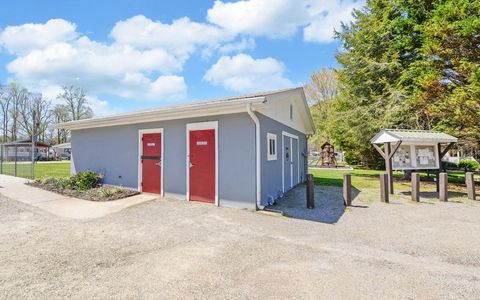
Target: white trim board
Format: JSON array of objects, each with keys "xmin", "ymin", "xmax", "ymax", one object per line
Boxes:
[
  {"xmin": 57, "ymin": 97, "xmax": 265, "ymax": 130},
  {"xmin": 186, "ymin": 121, "xmax": 219, "ymax": 206},
  {"xmin": 138, "ymin": 128, "xmax": 164, "ymax": 196},
  {"xmin": 57, "ymin": 87, "xmax": 315, "ymax": 135},
  {"xmin": 281, "ymin": 131, "xmax": 300, "ymax": 193},
  {"xmin": 267, "ymin": 132, "xmax": 277, "ymax": 161}
]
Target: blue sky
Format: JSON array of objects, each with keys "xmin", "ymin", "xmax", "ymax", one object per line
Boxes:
[{"xmin": 0, "ymin": 0, "xmax": 363, "ymax": 115}]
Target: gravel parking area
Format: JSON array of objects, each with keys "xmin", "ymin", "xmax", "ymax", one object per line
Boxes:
[{"xmin": 1, "ymin": 187, "xmax": 480, "ymax": 299}]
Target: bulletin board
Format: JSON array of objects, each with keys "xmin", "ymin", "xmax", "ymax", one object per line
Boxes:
[{"xmin": 392, "ymin": 144, "xmax": 439, "ymax": 170}]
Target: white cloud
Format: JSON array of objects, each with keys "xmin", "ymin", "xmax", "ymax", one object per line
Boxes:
[
  {"xmin": 203, "ymin": 54, "xmax": 293, "ymax": 93},
  {"xmin": 39, "ymin": 85, "xmax": 64, "ymax": 102},
  {"xmin": 110, "ymin": 15, "xmax": 231, "ymax": 59},
  {"xmin": 8, "ymin": 38, "xmax": 181, "ymax": 78},
  {"xmin": 0, "ymin": 1, "xmax": 363, "ymax": 107},
  {"xmin": 118, "ymin": 73, "xmax": 187, "ymax": 101},
  {"xmin": 0, "ymin": 19, "xmax": 77, "ymax": 55},
  {"xmin": 303, "ymin": 1, "xmax": 363, "ymax": 43},
  {"xmin": 1, "ymin": 19, "xmax": 187, "ymax": 102},
  {"xmin": 207, "ymin": 0, "xmax": 309, "ymax": 38},
  {"xmin": 207, "ymin": 0, "xmax": 362, "ymax": 43},
  {"xmin": 219, "ymin": 37, "xmax": 256, "ymax": 54},
  {"xmin": 86, "ymin": 95, "xmax": 120, "ymax": 116}
]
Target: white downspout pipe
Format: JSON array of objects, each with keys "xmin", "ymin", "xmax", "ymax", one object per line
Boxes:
[{"xmin": 246, "ymin": 103, "xmax": 264, "ymax": 210}]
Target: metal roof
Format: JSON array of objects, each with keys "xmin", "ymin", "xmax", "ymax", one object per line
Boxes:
[
  {"xmin": 52, "ymin": 142, "xmax": 71, "ymax": 149},
  {"xmin": 0, "ymin": 139, "xmax": 51, "ymax": 148},
  {"xmin": 55, "ymin": 87, "xmax": 315, "ymax": 132},
  {"xmin": 371, "ymin": 129, "xmax": 458, "ymax": 144}
]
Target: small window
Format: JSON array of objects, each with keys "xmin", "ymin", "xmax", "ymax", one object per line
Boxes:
[
  {"xmin": 267, "ymin": 133, "xmax": 277, "ymax": 161},
  {"xmin": 289, "ymin": 104, "xmax": 293, "ymax": 120}
]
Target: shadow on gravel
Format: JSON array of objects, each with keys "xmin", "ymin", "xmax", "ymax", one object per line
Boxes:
[
  {"xmin": 399, "ymin": 190, "xmax": 472, "ymax": 201},
  {"xmin": 266, "ymin": 184, "xmax": 362, "ymax": 224}
]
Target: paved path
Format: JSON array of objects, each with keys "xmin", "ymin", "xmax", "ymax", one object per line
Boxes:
[{"xmin": 0, "ymin": 174, "xmax": 157, "ymax": 219}]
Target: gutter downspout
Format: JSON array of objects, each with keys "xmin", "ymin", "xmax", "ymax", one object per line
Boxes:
[{"xmin": 246, "ymin": 103, "xmax": 264, "ymax": 210}]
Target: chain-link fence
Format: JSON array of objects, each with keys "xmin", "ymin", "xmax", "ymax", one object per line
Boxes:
[{"xmin": 0, "ymin": 141, "xmax": 48, "ymax": 179}]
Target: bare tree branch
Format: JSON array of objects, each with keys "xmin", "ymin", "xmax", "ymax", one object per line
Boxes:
[{"xmin": 56, "ymin": 86, "xmax": 93, "ymax": 121}]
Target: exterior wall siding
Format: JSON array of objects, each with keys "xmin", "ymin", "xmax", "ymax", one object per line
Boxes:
[
  {"xmin": 258, "ymin": 112, "xmax": 307, "ymax": 207},
  {"xmin": 71, "ymin": 113, "xmax": 256, "ymax": 209}
]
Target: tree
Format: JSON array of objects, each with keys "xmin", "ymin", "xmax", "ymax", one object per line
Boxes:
[
  {"xmin": 51, "ymin": 104, "xmax": 70, "ymax": 144},
  {"xmin": 7, "ymin": 83, "xmax": 29, "ymax": 141},
  {"xmin": 56, "ymin": 86, "xmax": 93, "ymax": 121},
  {"xmin": 331, "ymin": 0, "xmax": 480, "ymax": 165},
  {"xmin": 413, "ymin": 0, "xmax": 480, "ymax": 144},
  {"xmin": 18, "ymin": 93, "xmax": 52, "ymax": 142},
  {"xmin": 304, "ymin": 68, "xmax": 338, "ymax": 148},
  {"xmin": 0, "ymin": 85, "xmax": 10, "ymax": 142},
  {"xmin": 304, "ymin": 68, "xmax": 338, "ymax": 106}
]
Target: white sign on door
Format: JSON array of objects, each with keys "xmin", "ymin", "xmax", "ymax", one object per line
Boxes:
[
  {"xmin": 147, "ymin": 143, "xmax": 156, "ymax": 147},
  {"xmin": 196, "ymin": 141, "xmax": 208, "ymax": 145}
]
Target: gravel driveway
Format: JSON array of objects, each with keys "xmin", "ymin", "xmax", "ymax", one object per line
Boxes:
[{"xmin": 1, "ymin": 186, "xmax": 480, "ymax": 299}]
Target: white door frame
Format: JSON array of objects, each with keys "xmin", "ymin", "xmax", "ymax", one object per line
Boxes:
[
  {"xmin": 281, "ymin": 131, "xmax": 299, "ymax": 193},
  {"xmin": 138, "ymin": 128, "xmax": 164, "ymax": 196},
  {"xmin": 186, "ymin": 121, "xmax": 219, "ymax": 206}
]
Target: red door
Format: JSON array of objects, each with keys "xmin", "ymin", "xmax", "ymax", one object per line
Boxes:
[
  {"xmin": 189, "ymin": 129, "xmax": 215, "ymax": 203},
  {"xmin": 141, "ymin": 133, "xmax": 161, "ymax": 194}
]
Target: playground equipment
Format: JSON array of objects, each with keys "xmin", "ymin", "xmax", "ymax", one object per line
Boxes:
[{"xmin": 319, "ymin": 142, "xmax": 337, "ymax": 167}]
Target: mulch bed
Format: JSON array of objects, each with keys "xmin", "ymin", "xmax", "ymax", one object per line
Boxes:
[{"xmin": 26, "ymin": 182, "xmax": 140, "ymax": 202}]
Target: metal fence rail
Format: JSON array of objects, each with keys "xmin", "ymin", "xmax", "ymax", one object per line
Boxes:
[{"xmin": 0, "ymin": 143, "xmax": 35, "ymax": 179}]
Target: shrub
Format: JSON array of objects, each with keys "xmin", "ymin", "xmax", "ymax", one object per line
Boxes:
[
  {"xmin": 39, "ymin": 176, "xmax": 73, "ymax": 190},
  {"xmin": 112, "ymin": 187, "xmax": 123, "ymax": 194},
  {"xmin": 36, "ymin": 172, "xmax": 99, "ymax": 191},
  {"xmin": 441, "ymin": 161, "xmax": 458, "ymax": 170},
  {"xmin": 98, "ymin": 188, "xmax": 114, "ymax": 198},
  {"xmin": 58, "ymin": 177, "xmax": 74, "ymax": 189},
  {"xmin": 69, "ymin": 172, "xmax": 100, "ymax": 190},
  {"xmin": 344, "ymin": 152, "xmax": 359, "ymax": 166},
  {"xmin": 458, "ymin": 160, "xmax": 479, "ymax": 172},
  {"xmin": 98, "ymin": 187, "xmax": 123, "ymax": 198}
]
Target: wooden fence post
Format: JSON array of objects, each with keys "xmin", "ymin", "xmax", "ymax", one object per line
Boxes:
[
  {"xmin": 343, "ymin": 173, "xmax": 352, "ymax": 206},
  {"xmin": 380, "ymin": 173, "xmax": 389, "ymax": 203},
  {"xmin": 306, "ymin": 174, "xmax": 314, "ymax": 209},
  {"xmin": 411, "ymin": 172, "xmax": 420, "ymax": 202},
  {"xmin": 466, "ymin": 172, "xmax": 476, "ymax": 201},
  {"xmin": 385, "ymin": 142, "xmax": 394, "ymax": 194},
  {"xmin": 439, "ymin": 172, "xmax": 448, "ymax": 202}
]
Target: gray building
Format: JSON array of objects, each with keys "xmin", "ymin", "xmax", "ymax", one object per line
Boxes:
[{"xmin": 58, "ymin": 87, "xmax": 315, "ymax": 209}]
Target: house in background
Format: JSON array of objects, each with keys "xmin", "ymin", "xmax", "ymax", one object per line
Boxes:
[
  {"xmin": 51, "ymin": 142, "xmax": 71, "ymax": 160},
  {"xmin": 0, "ymin": 139, "xmax": 51, "ymax": 161},
  {"xmin": 57, "ymin": 87, "xmax": 315, "ymax": 209}
]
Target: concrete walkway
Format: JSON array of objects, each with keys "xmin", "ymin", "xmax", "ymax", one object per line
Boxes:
[{"xmin": 0, "ymin": 174, "xmax": 158, "ymax": 219}]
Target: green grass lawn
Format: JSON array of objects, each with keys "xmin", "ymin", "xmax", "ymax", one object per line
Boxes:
[
  {"xmin": 309, "ymin": 167, "xmax": 479, "ymax": 204},
  {"xmin": 0, "ymin": 161, "xmax": 71, "ymax": 179},
  {"xmin": 309, "ymin": 167, "xmax": 478, "ymax": 191}
]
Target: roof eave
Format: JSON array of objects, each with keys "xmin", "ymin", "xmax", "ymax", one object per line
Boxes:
[
  {"xmin": 401, "ymin": 138, "xmax": 458, "ymax": 143},
  {"xmin": 370, "ymin": 130, "xmax": 402, "ymax": 144},
  {"xmin": 56, "ymin": 97, "xmax": 266, "ymax": 130},
  {"xmin": 299, "ymin": 88, "xmax": 316, "ymax": 134}
]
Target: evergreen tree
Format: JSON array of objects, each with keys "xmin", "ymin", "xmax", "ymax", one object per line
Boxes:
[{"xmin": 330, "ymin": 0, "xmax": 479, "ymax": 165}]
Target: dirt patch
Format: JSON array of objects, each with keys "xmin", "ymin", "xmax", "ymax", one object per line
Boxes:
[
  {"xmin": 26, "ymin": 182, "xmax": 139, "ymax": 201},
  {"xmin": 270, "ymin": 184, "xmax": 348, "ymax": 223}
]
